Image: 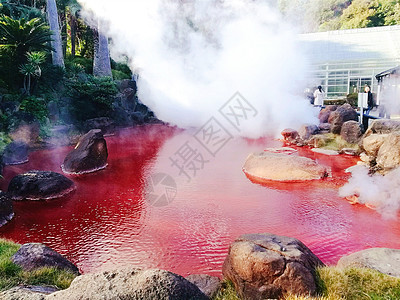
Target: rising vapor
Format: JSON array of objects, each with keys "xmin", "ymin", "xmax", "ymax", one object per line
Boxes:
[{"xmin": 77, "ymin": 0, "xmax": 318, "ymax": 137}]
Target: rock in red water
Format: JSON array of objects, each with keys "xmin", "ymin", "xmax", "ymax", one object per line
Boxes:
[
  {"xmin": 243, "ymin": 151, "xmax": 328, "ymax": 182},
  {"xmin": 62, "ymin": 129, "xmax": 108, "ymax": 174},
  {"xmin": 328, "ymin": 104, "xmax": 358, "ymax": 134},
  {"xmin": 0, "ymin": 192, "xmax": 14, "ymax": 227},
  {"xmin": 222, "ymin": 233, "xmax": 324, "ymax": 299},
  {"xmin": 8, "ymin": 170, "xmax": 75, "ymax": 201},
  {"xmin": 12, "ymin": 243, "xmax": 80, "ymax": 274}
]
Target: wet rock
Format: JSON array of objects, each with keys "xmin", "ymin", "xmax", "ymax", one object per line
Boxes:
[
  {"xmin": 47, "ymin": 268, "xmax": 207, "ymax": 300},
  {"xmin": 222, "ymin": 233, "xmax": 324, "ymax": 300},
  {"xmin": 281, "ymin": 128, "xmax": 300, "ymax": 144},
  {"xmin": 362, "ymin": 134, "xmax": 388, "ymax": 157},
  {"xmin": 311, "ymin": 148, "xmax": 339, "ymax": 156},
  {"xmin": 376, "ymin": 132, "xmax": 400, "ymax": 171},
  {"xmin": 62, "ymin": 129, "xmax": 108, "ymax": 174},
  {"xmin": 337, "ymin": 248, "xmax": 400, "ymax": 277},
  {"xmin": 12, "ymin": 243, "xmax": 80, "ymax": 274},
  {"xmin": 83, "ymin": 117, "xmax": 116, "ymax": 136},
  {"xmin": 298, "ymin": 124, "xmax": 319, "ymax": 141},
  {"xmin": 8, "ymin": 170, "xmax": 75, "ymax": 201},
  {"xmin": 318, "ymin": 105, "xmax": 337, "ymax": 124},
  {"xmin": 2, "ymin": 140, "xmax": 29, "ymax": 165},
  {"xmin": 328, "ymin": 104, "xmax": 358, "ymax": 134},
  {"xmin": 364, "ymin": 119, "xmax": 400, "ymax": 137},
  {"xmin": 0, "ymin": 192, "xmax": 14, "ymax": 227},
  {"xmin": 186, "ymin": 274, "xmax": 221, "ymax": 299},
  {"xmin": 243, "ymin": 151, "xmax": 328, "ymax": 182},
  {"xmin": 0, "ymin": 285, "xmax": 59, "ymax": 300},
  {"xmin": 340, "ymin": 121, "xmax": 362, "ymax": 144},
  {"xmin": 318, "ymin": 123, "xmax": 331, "ymax": 133}
]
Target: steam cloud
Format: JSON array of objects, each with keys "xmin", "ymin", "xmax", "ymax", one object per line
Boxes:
[
  {"xmin": 78, "ymin": 0, "xmax": 318, "ymax": 137},
  {"xmin": 339, "ymin": 166, "xmax": 400, "ymax": 219}
]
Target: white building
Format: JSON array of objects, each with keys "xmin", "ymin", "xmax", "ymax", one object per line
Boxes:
[{"xmin": 299, "ymin": 25, "xmax": 400, "ymax": 99}]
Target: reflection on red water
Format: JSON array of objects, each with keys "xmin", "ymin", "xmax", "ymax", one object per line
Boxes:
[{"xmin": 1, "ymin": 125, "xmax": 400, "ymax": 277}]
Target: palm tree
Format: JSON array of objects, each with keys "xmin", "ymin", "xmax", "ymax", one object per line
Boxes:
[
  {"xmin": 0, "ymin": 16, "xmax": 53, "ymax": 59},
  {"xmin": 93, "ymin": 21, "xmax": 112, "ymax": 78},
  {"xmin": 46, "ymin": 0, "xmax": 64, "ymax": 67},
  {"xmin": 19, "ymin": 51, "xmax": 46, "ymax": 95}
]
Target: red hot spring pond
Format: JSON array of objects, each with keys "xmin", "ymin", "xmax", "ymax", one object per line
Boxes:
[{"xmin": 1, "ymin": 124, "xmax": 400, "ymax": 276}]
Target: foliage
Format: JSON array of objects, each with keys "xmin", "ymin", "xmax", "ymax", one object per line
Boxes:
[
  {"xmin": 0, "ymin": 238, "xmax": 76, "ymax": 291},
  {"xmin": 0, "ymin": 132, "xmax": 12, "ymax": 152},
  {"xmin": 19, "ymin": 96, "xmax": 48, "ymax": 122},
  {"xmin": 19, "ymin": 51, "xmax": 46, "ymax": 94},
  {"xmin": 66, "ymin": 75, "xmax": 118, "ymax": 121},
  {"xmin": 317, "ymin": 266, "xmax": 400, "ymax": 299},
  {"xmin": 66, "ymin": 55, "xmax": 93, "ymax": 73},
  {"xmin": 214, "ymin": 267, "xmax": 400, "ymax": 300},
  {"xmin": 112, "ymin": 69, "xmax": 131, "ymax": 80},
  {"xmin": 0, "ymin": 0, "xmax": 45, "ymax": 20},
  {"xmin": 213, "ymin": 280, "xmax": 240, "ymax": 300},
  {"xmin": 346, "ymin": 93, "xmax": 359, "ymax": 107},
  {"xmin": 0, "ymin": 16, "xmax": 53, "ymax": 88}
]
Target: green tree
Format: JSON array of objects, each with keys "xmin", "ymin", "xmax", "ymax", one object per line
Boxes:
[{"xmin": 19, "ymin": 51, "xmax": 46, "ymax": 94}]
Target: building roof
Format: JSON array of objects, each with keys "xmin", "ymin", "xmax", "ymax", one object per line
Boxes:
[
  {"xmin": 375, "ymin": 66, "xmax": 400, "ymax": 79},
  {"xmin": 299, "ymin": 26, "xmax": 400, "ymax": 64}
]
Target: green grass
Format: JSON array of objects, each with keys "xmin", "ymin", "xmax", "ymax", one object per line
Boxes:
[
  {"xmin": 0, "ymin": 239, "xmax": 77, "ymax": 291},
  {"xmin": 319, "ymin": 133, "xmax": 360, "ymax": 152},
  {"xmin": 215, "ymin": 267, "xmax": 400, "ymax": 300}
]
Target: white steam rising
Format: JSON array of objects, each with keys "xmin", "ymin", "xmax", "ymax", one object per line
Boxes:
[
  {"xmin": 339, "ymin": 166, "xmax": 400, "ymax": 219},
  {"xmin": 78, "ymin": 0, "xmax": 317, "ymax": 137}
]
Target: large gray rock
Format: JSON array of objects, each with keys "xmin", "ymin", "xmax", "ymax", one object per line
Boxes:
[
  {"xmin": 12, "ymin": 243, "xmax": 79, "ymax": 274},
  {"xmin": 337, "ymin": 248, "xmax": 400, "ymax": 277},
  {"xmin": 298, "ymin": 124, "xmax": 319, "ymax": 141},
  {"xmin": 186, "ymin": 274, "xmax": 221, "ymax": 299},
  {"xmin": 376, "ymin": 132, "xmax": 400, "ymax": 171},
  {"xmin": 364, "ymin": 119, "xmax": 400, "ymax": 137},
  {"xmin": 328, "ymin": 104, "xmax": 358, "ymax": 134},
  {"xmin": 62, "ymin": 129, "xmax": 108, "ymax": 174},
  {"xmin": 2, "ymin": 140, "xmax": 29, "ymax": 165},
  {"xmin": 0, "ymin": 285, "xmax": 59, "ymax": 300},
  {"xmin": 47, "ymin": 268, "xmax": 208, "ymax": 300},
  {"xmin": 243, "ymin": 151, "xmax": 328, "ymax": 182},
  {"xmin": 340, "ymin": 120, "xmax": 362, "ymax": 144},
  {"xmin": 222, "ymin": 233, "xmax": 324, "ymax": 300},
  {"xmin": 8, "ymin": 171, "xmax": 75, "ymax": 201},
  {"xmin": 0, "ymin": 191, "xmax": 14, "ymax": 227}
]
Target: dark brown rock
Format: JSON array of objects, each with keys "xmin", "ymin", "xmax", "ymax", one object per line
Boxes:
[
  {"xmin": 340, "ymin": 121, "xmax": 362, "ymax": 144},
  {"xmin": 222, "ymin": 233, "xmax": 324, "ymax": 300},
  {"xmin": 318, "ymin": 105, "xmax": 337, "ymax": 124},
  {"xmin": 12, "ymin": 243, "xmax": 80, "ymax": 274},
  {"xmin": 186, "ymin": 274, "xmax": 221, "ymax": 298},
  {"xmin": 0, "ymin": 192, "xmax": 14, "ymax": 227},
  {"xmin": 62, "ymin": 129, "xmax": 108, "ymax": 174},
  {"xmin": 47, "ymin": 268, "xmax": 208, "ymax": 300},
  {"xmin": 298, "ymin": 124, "xmax": 319, "ymax": 141},
  {"xmin": 2, "ymin": 140, "xmax": 29, "ymax": 165},
  {"xmin": 83, "ymin": 117, "xmax": 116, "ymax": 136},
  {"xmin": 328, "ymin": 104, "xmax": 358, "ymax": 134},
  {"xmin": 8, "ymin": 171, "xmax": 75, "ymax": 201},
  {"xmin": 281, "ymin": 128, "xmax": 300, "ymax": 144}
]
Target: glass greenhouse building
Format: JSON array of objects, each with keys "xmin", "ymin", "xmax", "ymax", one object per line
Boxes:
[{"xmin": 299, "ymin": 25, "xmax": 400, "ymax": 99}]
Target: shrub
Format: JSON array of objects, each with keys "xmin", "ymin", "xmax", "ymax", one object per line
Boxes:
[
  {"xmin": 67, "ymin": 56, "xmax": 93, "ymax": 74},
  {"xmin": 112, "ymin": 69, "xmax": 131, "ymax": 80},
  {"xmin": 346, "ymin": 93, "xmax": 358, "ymax": 107},
  {"xmin": 66, "ymin": 75, "xmax": 118, "ymax": 122},
  {"xmin": 19, "ymin": 96, "xmax": 48, "ymax": 122}
]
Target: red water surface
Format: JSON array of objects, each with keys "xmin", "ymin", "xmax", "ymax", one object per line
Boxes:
[{"xmin": 1, "ymin": 124, "xmax": 400, "ymax": 277}]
